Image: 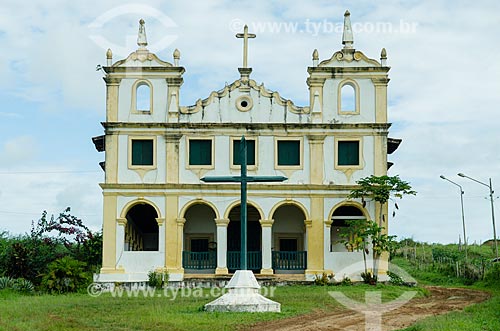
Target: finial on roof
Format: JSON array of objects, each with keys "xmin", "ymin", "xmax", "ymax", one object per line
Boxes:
[
  {"xmin": 380, "ymin": 48, "xmax": 387, "ymax": 66},
  {"xmin": 342, "ymin": 10, "xmax": 353, "ymax": 49},
  {"xmin": 137, "ymin": 19, "xmax": 148, "ymax": 48},
  {"xmin": 312, "ymin": 49, "xmax": 319, "ymax": 67},
  {"xmin": 173, "ymin": 49, "xmax": 180, "ymax": 66},
  {"xmin": 312, "ymin": 49, "xmax": 319, "ymax": 60},
  {"xmin": 106, "ymin": 48, "xmax": 113, "ymax": 66}
]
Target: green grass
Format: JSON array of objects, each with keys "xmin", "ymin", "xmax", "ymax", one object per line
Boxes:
[
  {"xmin": 398, "ymin": 289, "xmax": 500, "ymax": 331},
  {"xmin": 391, "ymin": 257, "xmax": 500, "ymax": 331},
  {"xmin": 0, "ymin": 284, "xmax": 426, "ymax": 331},
  {"xmin": 391, "ymin": 257, "xmax": 466, "ymax": 286},
  {"xmin": 1, "ymin": 243, "xmax": 497, "ymax": 331}
]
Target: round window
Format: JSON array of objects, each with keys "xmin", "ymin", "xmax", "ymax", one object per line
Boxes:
[{"xmin": 236, "ymin": 95, "xmax": 253, "ymax": 112}]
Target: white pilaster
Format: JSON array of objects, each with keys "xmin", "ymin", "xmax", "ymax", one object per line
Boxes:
[
  {"xmin": 324, "ymin": 220, "xmax": 333, "ymax": 256},
  {"xmin": 215, "ymin": 218, "xmax": 230, "ymax": 274},
  {"xmin": 324, "ymin": 219, "xmax": 333, "ymax": 274},
  {"xmin": 156, "ymin": 218, "xmax": 165, "ymax": 254},
  {"xmin": 116, "ymin": 218, "xmax": 127, "ymax": 268},
  {"xmin": 260, "ymin": 219, "xmax": 274, "ymax": 275}
]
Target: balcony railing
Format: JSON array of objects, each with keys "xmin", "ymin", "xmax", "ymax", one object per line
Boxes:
[
  {"xmin": 227, "ymin": 251, "xmax": 262, "ymax": 270},
  {"xmin": 182, "ymin": 250, "xmax": 307, "ymax": 271},
  {"xmin": 272, "ymin": 251, "xmax": 307, "ymax": 270}
]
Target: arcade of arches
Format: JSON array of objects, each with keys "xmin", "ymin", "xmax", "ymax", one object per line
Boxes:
[{"xmin": 119, "ymin": 201, "xmax": 368, "ymax": 275}]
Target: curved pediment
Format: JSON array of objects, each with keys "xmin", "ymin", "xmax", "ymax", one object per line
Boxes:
[
  {"xmin": 319, "ymin": 49, "xmax": 380, "ymax": 67},
  {"xmin": 112, "ymin": 49, "xmax": 173, "ymax": 68},
  {"xmin": 180, "ymin": 78, "xmax": 309, "ymax": 116}
]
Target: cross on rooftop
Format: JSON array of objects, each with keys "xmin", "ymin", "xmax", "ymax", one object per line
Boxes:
[
  {"xmin": 201, "ymin": 136, "xmax": 286, "ymax": 270},
  {"xmin": 236, "ymin": 25, "xmax": 256, "ymax": 68}
]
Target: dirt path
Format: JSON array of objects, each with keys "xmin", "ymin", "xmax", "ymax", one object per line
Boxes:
[{"xmin": 245, "ymin": 286, "xmax": 490, "ymax": 331}]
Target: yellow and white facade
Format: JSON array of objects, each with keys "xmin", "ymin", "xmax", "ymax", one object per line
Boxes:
[{"xmin": 93, "ymin": 12, "xmax": 399, "ymax": 283}]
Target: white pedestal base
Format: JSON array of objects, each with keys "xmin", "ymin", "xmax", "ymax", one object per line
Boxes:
[{"xmin": 204, "ymin": 270, "xmax": 281, "ymax": 312}]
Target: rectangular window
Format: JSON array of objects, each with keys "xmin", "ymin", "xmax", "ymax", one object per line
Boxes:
[
  {"xmin": 277, "ymin": 140, "xmax": 300, "ymax": 166},
  {"xmin": 131, "ymin": 139, "xmax": 154, "ymax": 166},
  {"xmin": 338, "ymin": 141, "xmax": 360, "ymax": 166},
  {"xmin": 189, "ymin": 139, "xmax": 212, "ymax": 166},
  {"xmin": 233, "ymin": 139, "xmax": 256, "ymax": 166}
]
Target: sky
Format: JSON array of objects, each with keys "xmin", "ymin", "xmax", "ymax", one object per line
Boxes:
[{"xmin": 1, "ymin": 0, "xmax": 499, "ymax": 245}]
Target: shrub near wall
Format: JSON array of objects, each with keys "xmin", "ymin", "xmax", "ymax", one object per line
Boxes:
[{"xmin": 41, "ymin": 256, "xmax": 91, "ymax": 294}]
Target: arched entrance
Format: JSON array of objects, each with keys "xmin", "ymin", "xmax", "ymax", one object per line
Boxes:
[
  {"xmin": 182, "ymin": 203, "xmax": 217, "ymax": 272},
  {"xmin": 124, "ymin": 203, "xmax": 159, "ymax": 251},
  {"xmin": 330, "ymin": 205, "xmax": 366, "ymax": 252},
  {"xmin": 271, "ymin": 204, "xmax": 307, "ymax": 272},
  {"xmin": 227, "ymin": 204, "xmax": 262, "ymax": 272}
]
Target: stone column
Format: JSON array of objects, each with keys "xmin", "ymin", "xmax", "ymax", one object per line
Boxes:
[
  {"xmin": 115, "ymin": 217, "xmax": 127, "ymax": 271},
  {"xmin": 166, "ymin": 77, "xmax": 184, "ymax": 122},
  {"xmin": 324, "ymin": 220, "xmax": 333, "ymax": 255},
  {"xmin": 305, "ymin": 197, "xmax": 325, "ymax": 280},
  {"xmin": 175, "ymin": 217, "xmax": 186, "ymax": 272},
  {"xmin": 307, "ymin": 135, "xmax": 326, "ymax": 185},
  {"xmin": 100, "ymin": 194, "xmax": 119, "ymax": 274},
  {"xmin": 104, "ymin": 77, "xmax": 121, "ymax": 122},
  {"xmin": 104, "ymin": 134, "xmax": 118, "ymax": 184},
  {"xmin": 307, "ymin": 76, "xmax": 325, "ymax": 123},
  {"xmin": 164, "ymin": 195, "xmax": 183, "ymax": 280},
  {"xmin": 260, "ymin": 219, "xmax": 274, "ymax": 275},
  {"xmin": 323, "ymin": 219, "xmax": 334, "ymax": 274},
  {"xmin": 372, "ymin": 77, "xmax": 389, "ymax": 124},
  {"xmin": 156, "ymin": 218, "xmax": 165, "ymax": 253},
  {"xmin": 215, "ymin": 218, "xmax": 230, "ymax": 275},
  {"xmin": 165, "ymin": 134, "xmax": 182, "ymax": 184}
]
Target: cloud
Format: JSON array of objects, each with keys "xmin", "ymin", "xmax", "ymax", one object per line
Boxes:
[
  {"xmin": 0, "ymin": 169, "xmax": 103, "ymax": 235},
  {"xmin": 0, "ymin": 1, "xmax": 499, "ymax": 245},
  {"xmin": 0, "ymin": 136, "xmax": 38, "ymax": 167}
]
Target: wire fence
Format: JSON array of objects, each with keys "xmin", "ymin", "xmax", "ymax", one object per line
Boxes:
[{"xmin": 395, "ymin": 242, "xmax": 496, "ymax": 281}]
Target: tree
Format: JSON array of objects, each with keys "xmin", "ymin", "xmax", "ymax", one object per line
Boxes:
[
  {"xmin": 348, "ymin": 175, "xmax": 416, "ymax": 282},
  {"xmin": 1, "ymin": 208, "xmax": 102, "ymax": 284},
  {"xmin": 31, "ymin": 208, "xmax": 102, "ymax": 271}
]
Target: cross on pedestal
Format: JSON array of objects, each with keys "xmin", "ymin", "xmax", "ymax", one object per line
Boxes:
[
  {"xmin": 236, "ymin": 25, "xmax": 256, "ymax": 68},
  {"xmin": 201, "ymin": 136, "xmax": 287, "ymax": 270}
]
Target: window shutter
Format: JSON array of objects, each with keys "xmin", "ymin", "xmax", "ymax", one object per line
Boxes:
[
  {"xmin": 278, "ymin": 140, "xmax": 300, "ymax": 166},
  {"xmin": 189, "ymin": 140, "xmax": 212, "ymax": 165},
  {"xmin": 132, "ymin": 140, "xmax": 153, "ymax": 166},
  {"xmin": 233, "ymin": 140, "xmax": 255, "ymax": 165},
  {"xmin": 132, "ymin": 140, "xmax": 143, "ymax": 165},
  {"xmin": 338, "ymin": 141, "xmax": 359, "ymax": 166}
]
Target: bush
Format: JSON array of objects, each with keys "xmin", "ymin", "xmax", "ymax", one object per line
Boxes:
[
  {"xmin": 0, "ymin": 276, "xmax": 14, "ymax": 289},
  {"xmin": 3, "ymin": 237, "xmax": 67, "ymax": 285},
  {"xmin": 41, "ymin": 256, "xmax": 90, "ymax": 294},
  {"xmin": 148, "ymin": 270, "xmax": 168, "ymax": 289},
  {"xmin": 484, "ymin": 262, "xmax": 500, "ymax": 285},
  {"xmin": 361, "ymin": 271, "xmax": 377, "ymax": 285},
  {"xmin": 314, "ymin": 272, "xmax": 334, "ymax": 286},
  {"xmin": 339, "ymin": 276, "xmax": 352, "ymax": 286},
  {"xmin": 13, "ymin": 278, "xmax": 34, "ymax": 294},
  {"xmin": 387, "ymin": 270, "xmax": 404, "ymax": 286},
  {"xmin": 0, "ymin": 209, "xmax": 103, "ymax": 285}
]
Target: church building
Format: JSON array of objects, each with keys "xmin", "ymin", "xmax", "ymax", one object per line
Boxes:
[{"xmin": 93, "ymin": 11, "xmax": 400, "ymax": 283}]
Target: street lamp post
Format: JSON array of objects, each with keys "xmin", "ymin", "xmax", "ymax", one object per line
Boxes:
[
  {"xmin": 440, "ymin": 175, "xmax": 468, "ymax": 261},
  {"xmin": 458, "ymin": 173, "xmax": 498, "ymax": 260}
]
